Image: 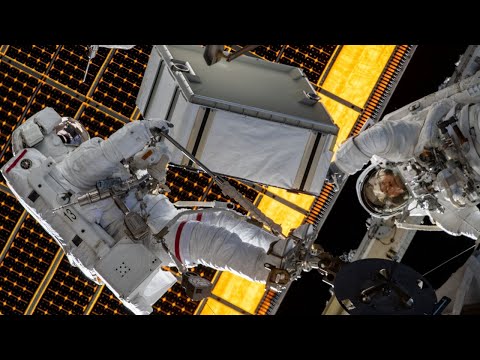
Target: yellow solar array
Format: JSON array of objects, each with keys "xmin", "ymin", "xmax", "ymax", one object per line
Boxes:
[{"xmin": 0, "ymin": 45, "xmax": 412, "ymax": 315}]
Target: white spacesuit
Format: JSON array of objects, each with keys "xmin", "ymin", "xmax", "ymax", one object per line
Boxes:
[
  {"xmin": 330, "ymin": 70, "xmax": 480, "ymax": 241},
  {"xmin": 1, "ymin": 107, "xmax": 294, "ymax": 314}
]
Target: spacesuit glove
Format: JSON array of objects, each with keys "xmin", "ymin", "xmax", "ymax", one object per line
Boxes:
[
  {"xmin": 144, "ymin": 119, "xmax": 173, "ymax": 137},
  {"xmin": 325, "ymin": 161, "xmax": 345, "ymax": 191},
  {"xmin": 148, "ymin": 156, "xmax": 170, "ymax": 185}
]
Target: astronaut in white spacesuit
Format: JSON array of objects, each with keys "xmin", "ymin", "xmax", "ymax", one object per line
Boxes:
[
  {"xmin": 324, "ymin": 73, "xmax": 480, "ymax": 314},
  {"xmin": 1, "ymin": 107, "xmax": 296, "ymax": 314},
  {"xmin": 328, "ymin": 70, "xmax": 480, "ymax": 241}
]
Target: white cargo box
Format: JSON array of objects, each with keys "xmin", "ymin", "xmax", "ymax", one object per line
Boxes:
[{"xmin": 136, "ymin": 45, "xmax": 338, "ymax": 195}]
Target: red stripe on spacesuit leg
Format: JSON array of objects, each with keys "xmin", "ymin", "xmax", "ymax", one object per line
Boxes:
[
  {"xmin": 175, "ymin": 221, "xmax": 187, "ymax": 263},
  {"xmin": 196, "ymin": 213, "xmax": 202, "ymax": 221},
  {"xmin": 6, "ymin": 149, "xmax": 27, "ymax": 173}
]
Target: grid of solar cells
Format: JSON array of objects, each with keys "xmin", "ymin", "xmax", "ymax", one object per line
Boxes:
[
  {"xmin": 166, "ymin": 166, "xmax": 258, "ymax": 215},
  {"xmin": 48, "ymin": 45, "xmax": 108, "ymax": 95},
  {"xmin": 90, "ymin": 286, "xmax": 132, "ymax": 315},
  {"xmin": 33, "ymin": 256, "xmax": 98, "ymax": 315},
  {"xmin": 79, "ymin": 105, "xmax": 126, "ymax": 139},
  {"xmin": 5, "ymin": 46, "xmax": 58, "ymax": 74},
  {"xmin": 278, "ymin": 45, "xmax": 337, "ymax": 85},
  {"xmin": 0, "ymin": 191, "xmax": 23, "ymax": 253},
  {"xmin": 92, "ymin": 46, "xmax": 152, "ymax": 118},
  {"xmin": 193, "ymin": 265, "xmax": 218, "ymax": 283},
  {"xmin": 25, "ymin": 83, "xmax": 83, "ymax": 119},
  {"xmin": 228, "ymin": 45, "xmax": 337, "ymax": 86},
  {"xmin": 251, "ymin": 45, "xmax": 283, "ymax": 62},
  {"xmin": 0, "ymin": 215, "xmax": 57, "ymax": 314},
  {"xmin": 0, "ymin": 61, "xmax": 39, "ymax": 166},
  {"xmin": 166, "ymin": 167, "xmax": 212, "ymax": 203},
  {"xmin": 206, "ymin": 180, "xmax": 258, "ymax": 215},
  {"xmin": 153, "ymin": 282, "xmax": 200, "ymax": 315}
]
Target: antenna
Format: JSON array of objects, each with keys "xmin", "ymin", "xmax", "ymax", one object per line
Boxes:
[{"xmin": 82, "ymin": 46, "xmax": 99, "ymax": 83}]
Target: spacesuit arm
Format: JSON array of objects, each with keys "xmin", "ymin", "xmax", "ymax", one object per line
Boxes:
[
  {"xmin": 415, "ymin": 98, "xmax": 457, "ymax": 152},
  {"xmin": 333, "ymin": 124, "xmax": 391, "ymax": 175},
  {"xmin": 333, "ymin": 98, "xmax": 455, "ymax": 175},
  {"xmin": 57, "ymin": 119, "xmax": 170, "ymax": 190},
  {"xmin": 99, "ymin": 119, "xmax": 170, "ymax": 163}
]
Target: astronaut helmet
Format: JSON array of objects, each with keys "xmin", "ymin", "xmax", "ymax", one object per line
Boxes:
[
  {"xmin": 356, "ymin": 163, "xmax": 410, "ymax": 219},
  {"xmin": 55, "ymin": 117, "xmax": 90, "ymax": 146}
]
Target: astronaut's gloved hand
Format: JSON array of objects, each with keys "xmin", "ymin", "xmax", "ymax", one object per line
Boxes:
[
  {"xmin": 144, "ymin": 119, "xmax": 173, "ymax": 137},
  {"xmin": 147, "ymin": 151, "xmax": 170, "ymax": 186},
  {"xmin": 325, "ymin": 161, "xmax": 345, "ymax": 192}
]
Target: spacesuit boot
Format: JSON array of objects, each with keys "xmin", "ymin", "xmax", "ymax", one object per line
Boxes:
[
  {"xmin": 264, "ymin": 223, "xmax": 317, "ymax": 291},
  {"xmin": 265, "ymin": 237, "xmax": 298, "ymax": 291}
]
